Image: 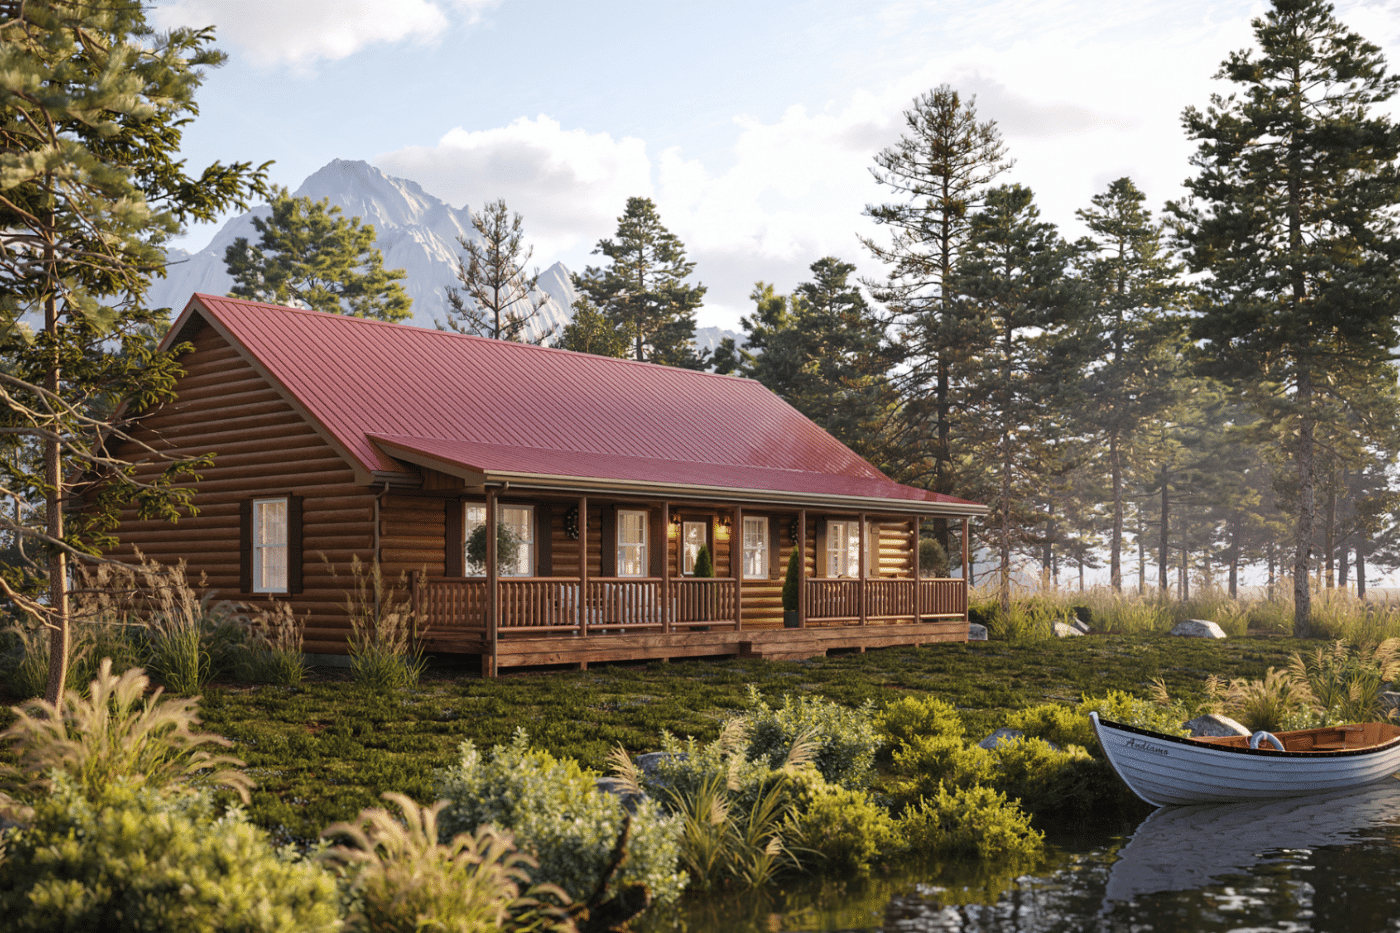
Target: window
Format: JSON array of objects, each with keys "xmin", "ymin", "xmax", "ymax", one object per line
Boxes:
[
  {"xmin": 682, "ymin": 521, "xmax": 707, "ymax": 574},
  {"xmin": 253, "ymin": 497, "xmax": 288, "ymax": 592},
  {"xmin": 742, "ymin": 516, "xmax": 768, "ymax": 579},
  {"xmin": 826, "ymin": 520, "xmax": 862, "ymax": 578},
  {"xmin": 617, "ymin": 509, "xmax": 648, "ymax": 577},
  {"xmin": 464, "ymin": 503, "xmax": 534, "ymax": 576}
]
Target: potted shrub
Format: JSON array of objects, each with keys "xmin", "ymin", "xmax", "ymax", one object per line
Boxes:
[{"xmin": 782, "ymin": 552, "xmax": 800, "ymax": 627}]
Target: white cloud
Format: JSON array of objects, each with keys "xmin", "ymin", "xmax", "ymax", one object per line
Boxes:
[
  {"xmin": 151, "ymin": 0, "xmax": 499, "ymax": 69},
  {"xmin": 375, "ymin": 116, "xmax": 653, "ymax": 263}
]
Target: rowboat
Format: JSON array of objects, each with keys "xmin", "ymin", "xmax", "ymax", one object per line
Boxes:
[{"xmin": 1090, "ymin": 711, "xmax": 1400, "ymax": 806}]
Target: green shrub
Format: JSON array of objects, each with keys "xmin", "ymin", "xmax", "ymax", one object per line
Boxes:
[
  {"xmin": 918, "ymin": 538, "xmax": 950, "ymax": 578},
  {"xmin": 1288, "ymin": 639, "xmax": 1399, "ymax": 723},
  {"xmin": 435, "ymin": 730, "xmax": 687, "ymax": 909},
  {"xmin": 693, "ymin": 544, "xmax": 714, "ymax": 578},
  {"xmin": 1004, "ymin": 703, "xmax": 1093, "ymax": 750},
  {"xmin": 987, "ymin": 736, "xmax": 1105, "ymax": 816},
  {"xmin": 785, "ymin": 769, "xmax": 899, "ymax": 874},
  {"xmin": 742, "ymin": 686, "xmax": 877, "ymax": 789},
  {"xmin": 896, "ymin": 784, "xmax": 1043, "ymax": 861},
  {"xmin": 875, "ymin": 695, "xmax": 965, "ymax": 751},
  {"xmin": 1081, "ymin": 690, "xmax": 1190, "ymax": 737},
  {"xmin": 466, "ymin": 523, "xmax": 522, "ymax": 574},
  {"xmin": 0, "ymin": 774, "xmax": 341, "ymax": 932},
  {"xmin": 886, "ymin": 734, "xmax": 995, "ymax": 810},
  {"xmin": 782, "ymin": 552, "xmax": 799, "ymax": 612},
  {"xmin": 323, "ymin": 791, "xmax": 572, "ymax": 933}
]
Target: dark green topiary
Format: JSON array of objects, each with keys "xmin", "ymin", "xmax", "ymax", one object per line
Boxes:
[
  {"xmin": 782, "ymin": 552, "xmax": 800, "ymax": 611},
  {"xmin": 693, "ymin": 544, "xmax": 714, "ymax": 578},
  {"xmin": 919, "ymin": 538, "xmax": 950, "ymax": 578}
]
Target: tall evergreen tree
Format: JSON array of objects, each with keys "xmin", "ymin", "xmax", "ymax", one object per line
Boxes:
[
  {"xmin": 731, "ymin": 258, "xmax": 904, "ymax": 467},
  {"xmin": 1171, "ymin": 0, "xmax": 1400, "ymax": 635},
  {"xmin": 864, "ymin": 86, "xmax": 1011, "ymax": 549},
  {"xmin": 225, "ymin": 187, "xmax": 411, "ymax": 322},
  {"xmin": 951, "ymin": 185, "xmax": 1083, "ymax": 614},
  {"xmin": 440, "ymin": 198, "xmax": 556, "ymax": 344},
  {"xmin": 0, "ymin": 0, "xmax": 268, "ymax": 700},
  {"xmin": 571, "ymin": 197, "xmax": 707, "ymax": 368},
  {"xmin": 553, "ymin": 293, "xmax": 630, "ymax": 358},
  {"xmin": 1074, "ymin": 177, "xmax": 1188, "ymax": 591}
]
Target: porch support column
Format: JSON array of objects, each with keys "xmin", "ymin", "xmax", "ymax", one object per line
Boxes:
[
  {"xmin": 961, "ymin": 516, "xmax": 970, "ymax": 622},
  {"xmin": 858, "ymin": 511, "xmax": 867, "ymax": 627},
  {"xmin": 485, "ymin": 487, "xmax": 498, "ymax": 678},
  {"xmin": 579, "ymin": 496, "xmax": 589, "ymax": 638},
  {"xmin": 732, "ymin": 507, "xmax": 743, "ymax": 631},
  {"xmin": 661, "ymin": 501, "xmax": 671, "ymax": 633},
  {"xmin": 798, "ymin": 509, "xmax": 807, "ymax": 628},
  {"xmin": 912, "ymin": 515, "xmax": 921, "ymax": 622}
]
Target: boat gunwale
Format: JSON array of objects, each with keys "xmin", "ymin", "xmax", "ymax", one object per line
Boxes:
[{"xmin": 1093, "ymin": 714, "xmax": 1400, "ymax": 759}]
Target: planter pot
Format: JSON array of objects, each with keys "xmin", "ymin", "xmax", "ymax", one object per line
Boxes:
[{"xmin": 783, "ymin": 609, "xmax": 800, "ymax": 628}]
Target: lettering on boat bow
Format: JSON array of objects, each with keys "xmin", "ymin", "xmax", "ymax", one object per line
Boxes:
[{"xmin": 1124, "ymin": 738, "xmax": 1170, "ymax": 756}]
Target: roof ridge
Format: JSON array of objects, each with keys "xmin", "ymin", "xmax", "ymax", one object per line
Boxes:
[{"xmin": 192, "ymin": 293, "xmax": 760, "ymax": 385}]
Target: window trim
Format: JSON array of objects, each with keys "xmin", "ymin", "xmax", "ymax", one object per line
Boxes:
[
  {"xmin": 616, "ymin": 508, "xmax": 649, "ymax": 577},
  {"xmin": 742, "ymin": 515, "xmax": 769, "ymax": 580},
  {"xmin": 463, "ymin": 502, "xmax": 536, "ymax": 577},
  {"xmin": 681, "ymin": 519, "xmax": 708, "ymax": 576},
  {"xmin": 252, "ymin": 496, "xmax": 289, "ymax": 594},
  {"xmin": 825, "ymin": 519, "xmax": 865, "ymax": 579}
]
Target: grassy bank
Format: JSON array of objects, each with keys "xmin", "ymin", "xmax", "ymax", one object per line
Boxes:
[{"xmin": 181, "ymin": 634, "xmax": 1306, "ymax": 843}]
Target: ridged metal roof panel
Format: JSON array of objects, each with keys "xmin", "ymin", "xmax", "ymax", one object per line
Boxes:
[{"xmin": 177, "ymin": 294, "xmax": 979, "ymax": 508}]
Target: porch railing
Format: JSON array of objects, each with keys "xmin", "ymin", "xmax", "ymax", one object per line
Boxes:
[{"xmin": 418, "ymin": 575, "xmax": 966, "ymax": 635}]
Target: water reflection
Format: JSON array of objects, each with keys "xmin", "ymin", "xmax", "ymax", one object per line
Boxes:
[{"xmin": 643, "ymin": 777, "xmax": 1400, "ymax": 932}]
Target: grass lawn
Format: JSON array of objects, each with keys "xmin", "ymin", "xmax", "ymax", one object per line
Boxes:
[{"xmin": 155, "ymin": 633, "xmax": 1308, "ymax": 843}]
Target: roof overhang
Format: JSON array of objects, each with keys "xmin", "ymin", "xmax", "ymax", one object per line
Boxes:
[{"xmin": 369, "ymin": 434, "xmax": 988, "ymax": 518}]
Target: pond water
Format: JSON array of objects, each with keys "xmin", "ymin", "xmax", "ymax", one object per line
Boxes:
[{"xmin": 639, "ymin": 779, "xmax": 1400, "ymax": 932}]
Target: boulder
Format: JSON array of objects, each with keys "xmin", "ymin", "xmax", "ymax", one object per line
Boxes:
[
  {"xmin": 594, "ymin": 776, "xmax": 647, "ymax": 812},
  {"xmin": 978, "ymin": 727, "xmax": 1025, "ymax": 749},
  {"xmin": 1053, "ymin": 621, "xmax": 1084, "ymax": 637},
  {"xmin": 1170, "ymin": 618, "xmax": 1227, "ymax": 639},
  {"xmin": 1184, "ymin": 713, "xmax": 1251, "ymax": 737},
  {"xmin": 968, "ymin": 622, "xmax": 988, "ymax": 641},
  {"xmin": 1070, "ymin": 618, "xmax": 1091, "ymax": 635}
]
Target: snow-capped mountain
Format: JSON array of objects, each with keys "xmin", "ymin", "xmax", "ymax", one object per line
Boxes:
[{"xmin": 149, "ymin": 159, "xmax": 575, "ymax": 341}]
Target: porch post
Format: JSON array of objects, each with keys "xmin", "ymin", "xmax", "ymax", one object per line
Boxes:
[
  {"xmin": 798, "ymin": 509, "xmax": 807, "ymax": 628},
  {"xmin": 858, "ymin": 511, "xmax": 867, "ymax": 626},
  {"xmin": 579, "ymin": 496, "xmax": 589, "ymax": 638},
  {"xmin": 961, "ymin": 516, "xmax": 970, "ymax": 622},
  {"xmin": 485, "ymin": 488, "xmax": 498, "ymax": 678},
  {"xmin": 732, "ymin": 507, "xmax": 743, "ymax": 631},
  {"xmin": 912, "ymin": 515, "xmax": 921, "ymax": 622},
  {"xmin": 661, "ymin": 500, "xmax": 671, "ymax": 633}
]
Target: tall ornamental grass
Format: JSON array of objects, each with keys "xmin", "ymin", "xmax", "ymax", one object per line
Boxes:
[{"xmin": 332, "ymin": 556, "xmax": 426, "ymax": 690}]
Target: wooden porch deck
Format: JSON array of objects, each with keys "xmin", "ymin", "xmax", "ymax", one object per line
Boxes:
[{"xmin": 415, "ymin": 575, "xmax": 969, "ymax": 673}]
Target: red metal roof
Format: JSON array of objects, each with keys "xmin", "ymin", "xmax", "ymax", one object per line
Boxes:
[{"xmin": 171, "ymin": 294, "xmax": 981, "ymax": 512}]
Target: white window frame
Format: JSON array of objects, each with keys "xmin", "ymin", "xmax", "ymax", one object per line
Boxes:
[
  {"xmin": 617, "ymin": 509, "xmax": 649, "ymax": 577},
  {"xmin": 252, "ymin": 497, "xmax": 289, "ymax": 593},
  {"xmin": 742, "ymin": 516, "xmax": 769, "ymax": 579},
  {"xmin": 682, "ymin": 520, "xmax": 707, "ymax": 575},
  {"xmin": 464, "ymin": 503, "xmax": 535, "ymax": 577},
  {"xmin": 826, "ymin": 519, "xmax": 863, "ymax": 579}
]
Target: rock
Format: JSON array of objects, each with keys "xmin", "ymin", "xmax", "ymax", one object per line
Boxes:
[
  {"xmin": 968, "ymin": 622, "xmax": 988, "ymax": 641},
  {"xmin": 978, "ymin": 727, "xmax": 1025, "ymax": 749},
  {"xmin": 1070, "ymin": 618, "xmax": 1091, "ymax": 635},
  {"xmin": 1381, "ymin": 691, "xmax": 1400, "ymax": 714},
  {"xmin": 633, "ymin": 751, "xmax": 684, "ymax": 779},
  {"xmin": 1053, "ymin": 621, "xmax": 1084, "ymax": 637},
  {"xmin": 1170, "ymin": 619, "xmax": 1227, "ymax": 639},
  {"xmin": 594, "ymin": 776, "xmax": 647, "ymax": 813},
  {"xmin": 1184, "ymin": 713, "xmax": 1251, "ymax": 737}
]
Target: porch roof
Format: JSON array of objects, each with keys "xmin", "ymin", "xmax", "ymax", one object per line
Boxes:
[{"xmin": 170, "ymin": 294, "xmax": 984, "ymax": 515}]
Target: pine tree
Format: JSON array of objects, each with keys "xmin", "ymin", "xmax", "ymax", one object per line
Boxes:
[
  {"xmin": 863, "ymin": 86, "xmax": 1011, "ymax": 550},
  {"xmin": 1171, "ymin": 0, "xmax": 1400, "ymax": 635},
  {"xmin": 732, "ymin": 259, "xmax": 903, "ymax": 469},
  {"xmin": 0, "ymin": 0, "xmax": 269, "ymax": 700},
  {"xmin": 440, "ymin": 198, "xmax": 555, "ymax": 344},
  {"xmin": 553, "ymin": 293, "xmax": 630, "ymax": 358},
  {"xmin": 1074, "ymin": 177, "xmax": 1189, "ymax": 591},
  {"xmin": 951, "ymin": 185, "xmax": 1083, "ymax": 614},
  {"xmin": 571, "ymin": 197, "xmax": 707, "ymax": 368},
  {"xmin": 224, "ymin": 187, "xmax": 411, "ymax": 322}
]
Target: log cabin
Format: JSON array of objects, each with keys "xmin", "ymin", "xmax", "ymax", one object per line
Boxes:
[{"xmin": 111, "ymin": 294, "xmax": 988, "ymax": 675}]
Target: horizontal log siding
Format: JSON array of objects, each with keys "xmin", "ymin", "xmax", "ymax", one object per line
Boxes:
[
  {"xmin": 108, "ymin": 318, "xmax": 377, "ymax": 654},
  {"xmin": 379, "ymin": 496, "xmax": 445, "ymax": 576}
]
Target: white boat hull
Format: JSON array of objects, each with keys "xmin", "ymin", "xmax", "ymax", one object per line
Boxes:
[{"xmin": 1090, "ymin": 712, "xmax": 1400, "ymax": 806}]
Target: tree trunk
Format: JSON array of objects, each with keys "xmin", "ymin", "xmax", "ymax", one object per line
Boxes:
[
  {"xmin": 43, "ymin": 286, "xmax": 70, "ymax": 704},
  {"xmin": 1110, "ymin": 430, "xmax": 1123, "ymax": 591},
  {"xmin": 1325, "ymin": 474, "xmax": 1336, "ymax": 589},
  {"xmin": 1267, "ymin": 541, "xmax": 1276, "ymax": 601},
  {"xmin": 1158, "ymin": 474, "xmax": 1170, "ymax": 594},
  {"xmin": 1293, "ymin": 368, "xmax": 1315, "ymax": 637},
  {"xmin": 1228, "ymin": 514, "xmax": 1240, "ymax": 598},
  {"xmin": 1137, "ymin": 507, "xmax": 1145, "ymax": 595},
  {"xmin": 1357, "ymin": 546, "xmax": 1367, "ymax": 600}
]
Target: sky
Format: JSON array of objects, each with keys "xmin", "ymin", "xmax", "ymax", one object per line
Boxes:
[{"xmin": 153, "ymin": 0, "xmax": 1400, "ymax": 333}]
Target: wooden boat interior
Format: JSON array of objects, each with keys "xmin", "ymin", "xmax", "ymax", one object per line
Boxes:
[{"xmin": 1190, "ymin": 722, "xmax": 1400, "ymax": 752}]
